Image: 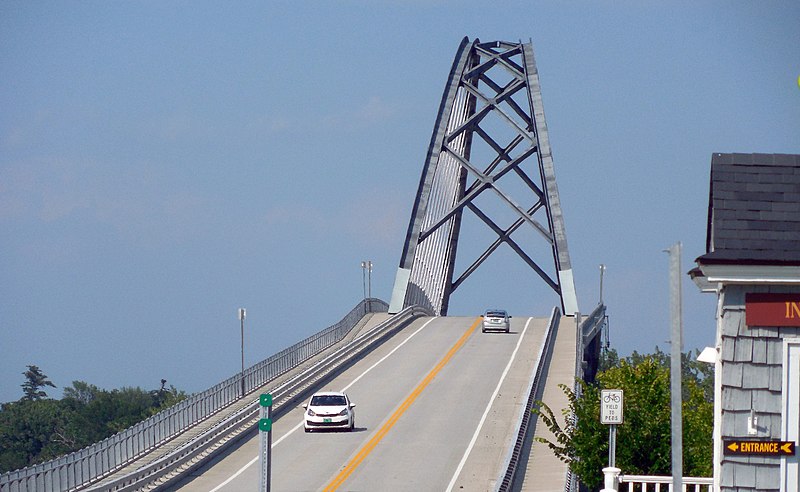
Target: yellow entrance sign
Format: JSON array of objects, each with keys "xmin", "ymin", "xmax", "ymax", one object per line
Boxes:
[{"xmin": 724, "ymin": 440, "xmax": 795, "ymax": 456}]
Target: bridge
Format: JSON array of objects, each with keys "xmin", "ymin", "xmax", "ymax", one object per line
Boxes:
[{"xmin": 0, "ymin": 38, "xmax": 607, "ymax": 492}]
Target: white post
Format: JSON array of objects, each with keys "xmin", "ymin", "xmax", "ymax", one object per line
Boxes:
[{"xmin": 601, "ymin": 466, "xmax": 620, "ymax": 492}]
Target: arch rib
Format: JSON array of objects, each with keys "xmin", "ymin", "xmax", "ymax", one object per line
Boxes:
[{"xmin": 389, "ymin": 38, "xmax": 579, "ymax": 316}]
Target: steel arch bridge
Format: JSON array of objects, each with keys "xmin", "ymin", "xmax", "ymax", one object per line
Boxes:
[
  {"xmin": 0, "ymin": 37, "xmax": 600, "ymax": 492},
  {"xmin": 389, "ymin": 37, "xmax": 579, "ymax": 316}
]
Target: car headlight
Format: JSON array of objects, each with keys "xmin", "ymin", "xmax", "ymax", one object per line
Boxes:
[
  {"xmin": 338, "ymin": 408, "xmax": 349, "ymax": 416},
  {"xmin": 307, "ymin": 409, "xmax": 316, "ymax": 416}
]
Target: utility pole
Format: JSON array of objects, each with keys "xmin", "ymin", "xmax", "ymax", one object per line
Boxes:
[{"xmin": 666, "ymin": 243, "xmax": 683, "ymax": 492}]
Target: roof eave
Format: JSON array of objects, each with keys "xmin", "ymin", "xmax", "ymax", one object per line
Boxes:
[{"xmin": 693, "ymin": 263, "xmax": 800, "ymax": 285}]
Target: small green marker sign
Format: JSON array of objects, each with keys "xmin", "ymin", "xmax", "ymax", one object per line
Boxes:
[
  {"xmin": 259, "ymin": 418, "xmax": 272, "ymax": 432},
  {"xmin": 260, "ymin": 393, "xmax": 272, "ymax": 407}
]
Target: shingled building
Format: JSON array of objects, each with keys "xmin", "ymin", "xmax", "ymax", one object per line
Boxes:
[{"xmin": 691, "ymin": 153, "xmax": 800, "ymax": 491}]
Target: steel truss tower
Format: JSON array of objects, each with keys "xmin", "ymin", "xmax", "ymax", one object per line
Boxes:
[{"xmin": 389, "ymin": 37, "xmax": 579, "ymax": 316}]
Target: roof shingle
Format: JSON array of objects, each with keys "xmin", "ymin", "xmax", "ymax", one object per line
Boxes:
[{"xmin": 697, "ymin": 153, "xmax": 800, "ymax": 265}]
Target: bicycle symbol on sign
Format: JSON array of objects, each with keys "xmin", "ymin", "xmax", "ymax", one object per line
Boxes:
[{"xmin": 603, "ymin": 393, "xmax": 621, "ymax": 404}]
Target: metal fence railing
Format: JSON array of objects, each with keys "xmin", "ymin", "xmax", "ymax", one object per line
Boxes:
[{"xmin": 0, "ymin": 298, "xmax": 388, "ymax": 492}]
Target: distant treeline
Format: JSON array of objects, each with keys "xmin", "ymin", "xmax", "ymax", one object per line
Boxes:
[{"xmin": 0, "ymin": 365, "xmax": 186, "ymax": 473}]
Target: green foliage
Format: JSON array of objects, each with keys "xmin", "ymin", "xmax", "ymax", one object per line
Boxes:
[
  {"xmin": 0, "ymin": 399, "xmax": 71, "ymax": 472},
  {"xmin": 0, "ymin": 369, "xmax": 187, "ymax": 473},
  {"xmin": 535, "ymin": 348, "xmax": 713, "ymax": 489},
  {"xmin": 21, "ymin": 365, "xmax": 56, "ymax": 401}
]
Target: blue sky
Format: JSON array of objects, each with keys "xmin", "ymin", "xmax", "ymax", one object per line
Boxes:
[{"xmin": 2, "ymin": 1, "xmax": 798, "ymax": 404}]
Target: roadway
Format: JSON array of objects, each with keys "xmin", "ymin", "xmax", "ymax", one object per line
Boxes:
[{"xmin": 169, "ymin": 314, "xmax": 554, "ymax": 491}]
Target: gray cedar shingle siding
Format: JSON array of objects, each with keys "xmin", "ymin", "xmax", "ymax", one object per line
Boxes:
[
  {"xmin": 718, "ymin": 292, "xmax": 785, "ymax": 492},
  {"xmin": 733, "ymin": 337, "xmax": 753, "ymax": 362},
  {"xmin": 756, "ymin": 462, "xmax": 782, "ymax": 490},
  {"xmin": 717, "ymin": 285, "xmax": 800, "ymax": 492},
  {"xmin": 751, "ymin": 339, "xmax": 767, "ymax": 364}
]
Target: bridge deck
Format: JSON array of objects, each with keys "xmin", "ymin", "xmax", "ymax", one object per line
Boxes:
[{"xmin": 170, "ymin": 315, "xmax": 567, "ymax": 491}]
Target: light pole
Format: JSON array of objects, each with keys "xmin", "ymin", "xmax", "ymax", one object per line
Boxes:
[
  {"xmin": 361, "ymin": 261, "xmax": 367, "ymax": 302},
  {"xmin": 361, "ymin": 260, "xmax": 373, "ymax": 309},
  {"xmin": 599, "ymin": 264, "xmax": 606, "ymax": 305},
  {"xmin": 367, "ymin": 261, "xmax": 372, "ymax": 299},
  {"xmin": 238, "ymin": 308, "xmax": 246, "ymax": 397}
]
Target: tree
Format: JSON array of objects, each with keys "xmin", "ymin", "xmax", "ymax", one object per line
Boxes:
[
  {"xmin": 535, "ymin": 350, "xmax": 713, "ymax": 490},
  {"xmin": 1, "ymin": 377, "xmax": 188, "ymax": 473},
  {"xmin": 21, "ymin": 365, "xmax": 56, "ymax": 401},
  {"xmin": 0, "ymin": 399, "xmax": 71, "ymax": 471}
]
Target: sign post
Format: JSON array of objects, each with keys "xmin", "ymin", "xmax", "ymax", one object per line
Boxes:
[
  {"xmin": 601, "ymin": 389, "xmax": 624, "ymax": 467},
  {"xmin": 259, "ymin": 393, "xmax": 273, "ymax": 492}
]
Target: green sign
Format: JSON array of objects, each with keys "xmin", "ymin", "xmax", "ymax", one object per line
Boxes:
[
  {"xmin": 260, "ymin": 393, "xmax": 272, "ymax": 407},
  {"xmin": 259, "ymin": 418, "xmax": 272, "ymax": 432}
]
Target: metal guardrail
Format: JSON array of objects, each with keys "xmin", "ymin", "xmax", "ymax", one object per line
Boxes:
[
  {"xmin": 0, "ymin": 298, "xmax": 390, "ymax": 492},
  {"xmin": 496, "ymin": 306, "xmax": 562, "ymax": 491},
  {"xmin": 580, "ymin": 303, "xmax": 607, "ymax": 351}
]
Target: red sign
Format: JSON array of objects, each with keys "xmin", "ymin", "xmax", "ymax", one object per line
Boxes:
[{"xmin": 746, "ymin": 293, "xmax": 800, "ymax": 327}]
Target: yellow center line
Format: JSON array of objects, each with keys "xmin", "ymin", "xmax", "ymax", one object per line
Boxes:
[{"xmin": 322, "ymin": 317, "xmax": 482, "ymax": 492}]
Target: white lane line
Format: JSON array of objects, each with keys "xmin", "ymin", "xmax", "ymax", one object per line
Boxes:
[
  {"xmin": 445, "ymin": 317, "xmax": 534, "ymax": 492},
  {"xmin": 208, "ymin": 455, "xmax": 258, "ymax": 492},
  {"xmin": 340, "ymin": 317, "xmax": 436, "ymax": 393},
  {"xmin": 208, "ymin": 317, "xmax": 437, "ymax": 492}
]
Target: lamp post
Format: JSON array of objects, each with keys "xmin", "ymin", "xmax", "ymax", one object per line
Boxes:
[
  {"xmin": 599, "ymin": 264, "xmax": 606, "ymax": 305},
  {"xmin": 361, "ymin": 260, "xmax": 373, "ymax": 310},
  {"xmin": 238, "ymin": 308, "xmax": 246, "ymax": 397}
]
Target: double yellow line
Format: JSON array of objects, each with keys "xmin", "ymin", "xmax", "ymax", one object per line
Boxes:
[{"xmin": 322, "ymin": 317, "xmax": 481, "ymax": 492}]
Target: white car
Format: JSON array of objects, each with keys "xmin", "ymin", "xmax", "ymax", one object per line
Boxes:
[
  {"xmin": 303, "ymin": 391, "xmax": 356, "ymax": 432},
  {"xmin": 482, "ymin": 309, "xmax": 511, "ymax": 333}
]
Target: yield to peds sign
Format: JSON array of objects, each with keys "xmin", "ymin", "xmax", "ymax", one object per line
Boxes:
[{"xmin": 601, "ymin": 389, "xmax": 624, "ymax": 425}]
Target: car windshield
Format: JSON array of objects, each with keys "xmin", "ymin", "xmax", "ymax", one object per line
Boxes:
[
  {"xmin": 486, "ymin": 311, "xmax": 506, "ymax": 318},
  {"xmin": 310, "ymin": 395, "xmax": 347, "ymax": 406}
]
